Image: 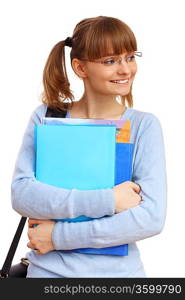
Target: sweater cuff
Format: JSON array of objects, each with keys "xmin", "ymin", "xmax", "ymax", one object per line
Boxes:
[
  {"xmin": 76, "ymin": 188, "xmax": 116, "ymax": 218},
  {"xmin": 52, "ymin": 220, "xmax": 91, "ymax": 250}
]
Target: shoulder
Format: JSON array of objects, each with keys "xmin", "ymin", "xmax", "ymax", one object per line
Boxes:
[
  {"xmin": 127, "ymin": 107, "xmax": 161, "ymax": 125},
  {"xmin": 134, "ymin": 107, "xmax": 161, "ymax": 126},
  {"xmin": 29, "ymin": 104, "xmax": 48, "ymax": 123},
  {"xmin": 125, "ymin": 108, "xmax": 164, "ymax": 143}
]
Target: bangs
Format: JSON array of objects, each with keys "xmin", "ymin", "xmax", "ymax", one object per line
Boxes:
[{"xmin": 84, "ymin": 18, "xmax": 137, "ymax": 59}]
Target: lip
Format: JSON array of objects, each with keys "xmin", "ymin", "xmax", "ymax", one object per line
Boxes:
[
  {"xmin": 110, "ymin": 78, "xmax": 130, "ymax": 81},
  {"xmin": 110, "ymin": 78, "xmax": 130, "ymax": 84}
]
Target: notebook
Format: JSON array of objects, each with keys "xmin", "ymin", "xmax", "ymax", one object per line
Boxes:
[{"xmin": 35, "ymin": 121, "xmax": 133, "ymax": 255}]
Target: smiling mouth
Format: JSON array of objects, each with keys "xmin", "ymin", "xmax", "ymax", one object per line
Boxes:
[{"xmin": 110, "ymin": 79, "xmax": 129, "ymax": 84}]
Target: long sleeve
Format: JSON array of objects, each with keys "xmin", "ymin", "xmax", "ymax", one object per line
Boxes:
[
  {"xmin": 11, "ymin": 105, "xmax": 115, "ymax": 219},
  {"xmin": 52, "ymin": 113, "xmax": 167, "ymax": 250}
]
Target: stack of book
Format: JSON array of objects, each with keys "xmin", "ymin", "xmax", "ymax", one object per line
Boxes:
[{"xmin": 34, "ymin": 117, "xmax": 134, "ymax": 256}]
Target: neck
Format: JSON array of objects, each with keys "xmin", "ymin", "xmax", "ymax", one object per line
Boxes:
[{"xmin": 75, "ymin": 92, "xmax": 126, "ymax": 119}]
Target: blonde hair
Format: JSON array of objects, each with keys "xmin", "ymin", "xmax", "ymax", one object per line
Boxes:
[{"xmin": 41, "ymin": 16, "xmax": 138, "ymax": 111}]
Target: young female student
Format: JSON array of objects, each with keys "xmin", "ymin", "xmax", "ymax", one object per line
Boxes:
[{"xmin": 11, "ymin": 16, "xmax": 167, "ymax": 278}]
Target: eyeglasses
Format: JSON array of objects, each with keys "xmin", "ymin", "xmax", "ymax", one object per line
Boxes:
[{"xmin": 80, "ymin": 51, "xmax": 142, "ymax": 69}]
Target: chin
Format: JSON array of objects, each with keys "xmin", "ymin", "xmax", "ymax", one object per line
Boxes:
[
  {"xmin": 114, "ymin": 89, "xmax": 130, "ymax": 97},
  {"xmin": 119, "ymin": 92, "xmax": 130, "ymax": 97}
]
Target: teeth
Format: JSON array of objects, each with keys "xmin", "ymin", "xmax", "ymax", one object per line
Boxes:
[{"xmin": 111, "ymin": 79, "xmax": 128, "ymax": 83}]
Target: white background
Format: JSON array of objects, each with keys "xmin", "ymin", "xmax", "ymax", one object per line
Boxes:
[{"xmin": 0, "ymin": 0, "xmax": 184, "ymax": 278}]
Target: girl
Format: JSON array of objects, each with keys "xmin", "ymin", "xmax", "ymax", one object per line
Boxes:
[{"xmin": 11, "ymin": 16, "xmax": 167, "ymax": 278}]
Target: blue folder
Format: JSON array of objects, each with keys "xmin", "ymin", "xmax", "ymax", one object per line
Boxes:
[
  {"xmin": 70, "ymin": 143, "xmax": 134, "ymax": 255},
  {"xmin": 35, "ymin": 124, "xmax": 133, "ymax": 255}
]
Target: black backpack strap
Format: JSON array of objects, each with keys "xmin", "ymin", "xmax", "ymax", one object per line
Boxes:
[
  {"xmin": 0, "ymin": 217, "xmax": 27, "ymax": 278},
  {"xmin": 45, "ymin": 106, "xmax": 68, "ymax": 118}
]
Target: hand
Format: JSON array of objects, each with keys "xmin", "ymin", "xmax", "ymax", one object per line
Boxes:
[
  {"xmin": 113, "ymin": 181, "xmax": 143, "ymax": 213},
  {"xmin": 27, "ymin": 219, "xmax": 56, "ymax": 255}
]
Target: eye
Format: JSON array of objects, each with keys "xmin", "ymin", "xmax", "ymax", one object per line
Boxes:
[
  {"xmin": 103, "ymin": 58, "xmax": 117, "ymax": 65},
  {"xmin": 127, "ymin": 55, "xmax": 136, "ymax": 62}
]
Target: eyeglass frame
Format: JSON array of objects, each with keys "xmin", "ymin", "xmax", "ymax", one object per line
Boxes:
[{"xmin": 80, "ymin": 51, "xmax": 142, "ymax": 66}]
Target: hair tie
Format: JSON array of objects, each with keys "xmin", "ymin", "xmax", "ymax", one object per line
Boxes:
[{"xmin": 64, "ymin": 37, "xmax": 72, "ymax": 48}]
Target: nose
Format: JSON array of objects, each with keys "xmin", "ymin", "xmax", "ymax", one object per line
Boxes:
[{"xmin": 117, "ymin": 59, "xmax": 131, "ymax": 75}]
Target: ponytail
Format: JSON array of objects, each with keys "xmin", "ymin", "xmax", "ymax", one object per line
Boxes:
[{"xmin": 41, "ymin": 40, "xmax": 74, "ymax": 112}]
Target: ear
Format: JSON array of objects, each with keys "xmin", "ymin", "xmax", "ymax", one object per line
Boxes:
[{"xmin": 71, "ymin": 58, "xmax": 88, "ymax": 79}]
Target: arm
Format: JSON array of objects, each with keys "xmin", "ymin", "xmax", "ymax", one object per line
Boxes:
[
  {"xmin": 51, "ymin": 114, "xmax": 167, "ymax": 250},
  {"xmin": 11, "ymin": 105, "xmax": 115, "ymax": 219}
]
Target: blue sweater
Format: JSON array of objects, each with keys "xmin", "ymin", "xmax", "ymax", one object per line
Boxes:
[{"xmin": 11, "ymin": 104, "xmax": 167, "ymax": 278}]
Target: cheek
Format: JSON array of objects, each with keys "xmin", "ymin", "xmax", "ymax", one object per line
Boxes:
[
  {"xmin": 88, "ymin": 69, "xmax": 111, "ymax": 86},
  {"xmin": 131, "ymin": 64, "xmax": 137, "ymax": 77},
  {"xmin": 86, "ymin": 63, "xmax": 112, "ymax": 81}
]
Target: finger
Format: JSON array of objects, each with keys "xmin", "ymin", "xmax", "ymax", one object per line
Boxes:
[
  {"xmin": 28, "ymin": 218, "xmax": 39, "ymax": 223},
  {"xmin": 27, "ymin": 228, "xmax": 34, "ymax": 239},
  {"xmin": 28, "ymin": 223, "xmax": 38, "ymax": 228},
  {"xmin": 36, "ymin": 250, "xmax": 43, "ymax": 255},
  {"xmin": 138, "ymin": 194, "xmax": 144, "ymax": 203},
  {"xmin": 137, "ymin": 183, "xmax": 141, "ymax": 192},
  {"xmin": 27, "ymin": 241, "xmax": 34, "ymax": 249},
  {"xmin": 131, "ymin": 182, "xmax": 141, "ymax": 193},
  {"xmin": 28, "ymin": 219, "xmax": 41, "ymax": 225},
  {"xmin": 28, "ymin": 222, "xmax": 35, "ymax": 228},
  {"xmin": 28, "ymin": 219, "xmax": 46, "ymax": 227},
  {"xmin": 28, "ymin": 219, "xmax": 38, "ymax": 228},
  {"xmin": 27, "ymin": 241, "xmax": 38, "ymax": 251},
  {"xmin": 29, "ymin": 219, "xmax": 52, "ymax": 224},
  {"xmin": 135, "ymin": 194, "xmax": 142, "ymax": 202}
]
